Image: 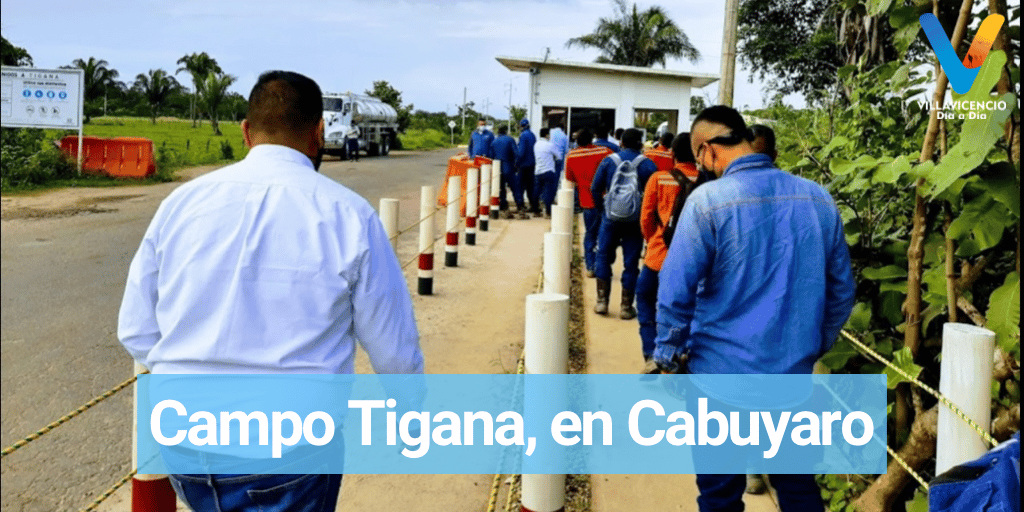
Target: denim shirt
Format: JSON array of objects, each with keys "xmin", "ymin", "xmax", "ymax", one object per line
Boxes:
[{"xmin": 654, "ymin": 153, "xmax": 856, "ymax": 375}]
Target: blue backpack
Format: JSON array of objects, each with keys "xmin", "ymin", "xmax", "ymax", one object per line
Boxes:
[{"xmin": 603, "ymin": 153, "xmax": 645, "ymax": 222}]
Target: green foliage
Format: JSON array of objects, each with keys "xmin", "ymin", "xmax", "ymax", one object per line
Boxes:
[
  {"xmin": 366, "ymin": 80, "xmax": 413, "ymax": 133},
  {"xmin": 987, "ymin": 273, "xmax": 1020, "ymax": 358},
  {"xmin": 566, "ymin": 0, "xmax": 700, "ymax": 67},
  {"xmin": 1, "ymin": 33, "xmax": 33, "ymax": 66},
  {"xmin": 219, "ymin": 139, "xmax": 235, "ymax": 160},
  {"xmin": 817, "ymin": 474, "xmax": 869, "ymax": 511},
  {"xmin": 1, "ymin": 128, "xmax": 76, "ymax": 190},
  {"xmin": 399, "ymin": 129, "xmax": 455, "ymax": 151}
]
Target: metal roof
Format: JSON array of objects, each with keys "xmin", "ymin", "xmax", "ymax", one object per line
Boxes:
[{"xmin": 495, "ymin": 55, "xmax": 719, "ymax": 89}]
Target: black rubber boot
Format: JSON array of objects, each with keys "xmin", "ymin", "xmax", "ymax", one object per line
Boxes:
[
  {"xmin": 594, "ymin": 278, "xmax": 610, "ymax": 315},
  {"xmin": 620, "ymin": 288, "xmax": 637, "ymax": 320}
]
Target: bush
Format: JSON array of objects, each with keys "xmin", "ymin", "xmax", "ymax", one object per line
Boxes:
[
  {"xmin": 1, "ymin": 128, "xmax": 76, "ymax": 190},
  {"xmin": 219, "ymin": 139, "xmax": 234, "ymax": 160},
  {"xmin": 398, "ymin": 129, "xmax": 454, "ymax": 150}
]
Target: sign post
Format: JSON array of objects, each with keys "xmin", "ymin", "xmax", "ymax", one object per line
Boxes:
[
  {"xmin": 1, "ymin": 66, "xmax": 85, "ymax": 173},
  {"xmin": 448, "ymin": 120, "xmax": 456, "ymax": 145}
]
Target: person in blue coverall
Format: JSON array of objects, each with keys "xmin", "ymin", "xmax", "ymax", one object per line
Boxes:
[
  {"xmin": 590, "ymin": 128, "xmax": 657, "ymax": 320},
  {"xmin": 654, "ymin": 106, "xmax": 856, "ymax": 511},
  {"xmin": 491, "ymin": 124, "xmax": 527, "ymax": 218},
  {"xmin": 467, "ymin": 118, "xmax": 494, "ymax": 159},
  {"xmin": 594, "ymin": 124, "xmax": 621, "ymax": 153},
  {"xmin": 516, "ymin": 119, "xmax": 540, "ymax": 216}
]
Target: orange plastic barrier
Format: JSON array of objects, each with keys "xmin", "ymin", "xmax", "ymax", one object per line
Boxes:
[
  {"xmin": 59, "ymin": 136, "xmax": 156, "ymax": 178},
  {"xmin": 438, "ymin": 154, "xmax": 493, "ymax": 216}
]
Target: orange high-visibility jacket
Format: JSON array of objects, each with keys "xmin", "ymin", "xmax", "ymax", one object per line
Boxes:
[
  {"xmin": 640, "ymin": 163, "xmax": 696, "ymax": 271},
  {"xmin": 643, "ymin": 145, "xmax": 674, "ymax": 173},
  {"xmin": 565, "ymin": 144, "xmax": 614, "ymax": 209}
]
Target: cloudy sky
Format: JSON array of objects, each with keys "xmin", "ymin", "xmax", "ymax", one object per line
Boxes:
[{"xmin": 1, "ymin": 0, "xmax": 796, "ymax": 117}]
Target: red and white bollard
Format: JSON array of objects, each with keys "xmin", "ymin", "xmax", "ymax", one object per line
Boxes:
[
  {"xmin": 490, "ymin": 161, "xmax": 501, "ymax": 220},
  {"xmin": 479, "ymin": 163, "xmax": 491, "ymax": 232},
  {"xmin": 522, "ymin": 293, "xmax": 569, "ymax": 512},
  {"xmin": 132, "ymin": 362, "xmax": 176, "ymax": 512},
  {"xmin": 379, "ymin": 198, "xmax": 400, "ymax": 255},
  {"xmin": 418, "ymin": 185, "xmax": 436, "ymax": 295},
  {"xmin": 445, "ymin": 176, "xmax": 461, "ymax": 267},
  {"xmin": 466, "ymin": 167, "xmax": 479, "ymax": 246}
]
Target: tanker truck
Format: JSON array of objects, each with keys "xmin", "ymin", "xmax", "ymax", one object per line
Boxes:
[{"xmin": 322, "ymin": 92, "xmax": 399, "ymax": 158}]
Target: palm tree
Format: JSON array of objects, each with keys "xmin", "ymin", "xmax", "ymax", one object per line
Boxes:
[
  {"xmin": 176, "ymin": 52, "xmax": 222, "ymax": 127},
  {"xmin": 68, "ymin": 57, "xmax": 122, "ymax": 121},
  {"xmin": 133, "ymin": 69, "xmax": 181, "ymax": 124},
  {"xmin": 566, "ymin": 0, "xmax": 700, "ymax": 68},
  {"xmin": 199, "ymin": 72, "xmax": 237, "ymax": 135}
]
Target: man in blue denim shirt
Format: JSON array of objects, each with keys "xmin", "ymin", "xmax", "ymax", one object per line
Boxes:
[{"xmin": 655, "ymin": 106, "xmax": 856, "ymax": 511}]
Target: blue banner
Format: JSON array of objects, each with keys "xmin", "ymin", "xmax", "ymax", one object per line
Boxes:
[{"xmin": 137, "ymin": 374, "xmax": 886, "ymax": 475}]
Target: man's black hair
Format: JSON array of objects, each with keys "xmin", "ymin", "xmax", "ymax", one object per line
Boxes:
[
  {"xmin": 576, "ymin": 128, "xmax": 594, "ymax": 147},
  {"xmin": 621, "ymin": 128, "xmax": 643, "ymax": 151},
  {"xmin": 247, "ymin": 71, "xmax": 322, "ymax": 136},
  {"xmin": 497, "ymin": 125, "xmax": 508, "ymax": 135},
  {"xmin": 540, "ymin": 127, "xmax": 551, "ymax": 138},
  {"xmin": 659, "ymin": 132, "xmax": 675, "ymax": 149},
  {"xmin": 614, "ymin": 128, "xmax": 624, "ymax": 139},
  {"xmin": 750, "ymin": 124, "xmax": 776, "ymax": 154},
  {"xmin": 691, "ymin": 105, "xmax": 754, "ymax": 145},
  {"xmin": 595, "ymin": 125, "xmax": 610, "ymax": 139},
  {"xmin": 672, "ymin": 133, "xmax": 695, "ymax": 164},
  {"xmin": 478, "ymin": 118, "xmax": 487, "ymax": 123}
]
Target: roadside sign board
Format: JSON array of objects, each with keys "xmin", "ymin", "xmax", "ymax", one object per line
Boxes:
[{"xmin": 1, "ymin": 66, "xmax": 84, "ymax": 129}]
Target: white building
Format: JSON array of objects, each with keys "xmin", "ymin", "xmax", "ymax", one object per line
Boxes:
[{"xmin": 496, "ymin": 55, "xmax": 718, "ymax": 137}]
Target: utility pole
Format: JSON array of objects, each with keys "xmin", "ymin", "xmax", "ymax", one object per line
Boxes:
[
  {"xmin": 505, "ymin": 79, "xmax": 516, "ymax": 131},
  {"xmin": 461, "ymin": 87, "xmax": 467, "ymax": 130},
  {"xmin": 718, "ymin": 0, "xmax": 740, "ymax": 107}
]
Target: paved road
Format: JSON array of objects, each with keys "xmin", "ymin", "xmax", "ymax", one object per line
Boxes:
[{"xmin": 0, "ymin": 149, "xmax": 459, "ymax": 511}]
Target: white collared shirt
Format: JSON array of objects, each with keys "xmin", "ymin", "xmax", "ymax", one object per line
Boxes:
[
  {"xmin": 534, "ymin": 138, "xmax": 560, "ymax": 175},
  {"xmin": 118, "ymin": 144, "xmax": 424, "ymax": 375}
]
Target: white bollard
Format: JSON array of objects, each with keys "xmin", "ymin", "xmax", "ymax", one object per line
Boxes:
[
  {"xmin": 445, "ymin": 177, "xmax": 461, "ymax": 267},
  {"xmin": 936, "ymin": 322, "xmax": 996, "ymax": 474},
  {"xmin": 379, "ymin": 198, "xmax": 400, "ymax": 255},
  {"xmin": 465, "ymin": 167, "xmax": 479, "ymax": 246},
  {"xmin": 479, "ymin": 164, "xmax": 492, "ymax": 232},
  {"xmin": 490, "ymin": 161, "xmax": 501, "ymax": 220},
  {"xmin": 543, "ymin": 232, "xmax": 571, "ymax": 295},
  {"xmin": 418, "ymin": 185, "xmax": 436, "ymax": 295},
  {"xmin": 132, "ymin": 362, "xmax": 176, "ymax": 512},
  {"xmin": 556, "ymin": 188, "xmax": 574, "ymax": 208},
  {"xmin": 551, "ymin": 205, "xmax": 573, "ymax": 236},
  {"xmin": 522, "ymin": 293, "xmax": 569, "ymax": 512}
]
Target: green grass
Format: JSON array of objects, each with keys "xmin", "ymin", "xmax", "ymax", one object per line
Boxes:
[
  {"xmin": 399, "ymin": 128, "xmax": 456, "ymax": 150},
  {"xmin": 49, "ymin": 116, "xmax": 248, "ymax": 174}
]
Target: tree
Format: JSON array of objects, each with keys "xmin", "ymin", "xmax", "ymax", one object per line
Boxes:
[
  {"xmin": 1, "ymin": 34, "xmax": 32, "ymax": 66},
  {"xmin": 737, "ymin": 0, "xmax": 961, "ymax": 101},
  {"xmin": 508, "ymin": 105, "xmax": 527, "ymax": 132},
  {"xmin": 176, "ymin": 52, "xmax": 222, "ymax": 127},
  {"xmin": 365, "ymin": 80, "xmax": 413, "ymax": 133},
  {"xmin": 67, "ymin": 57, "xmax": 122, "ymax": 122},
  {"xmin": 200, "ymin": 72, "xmax": 237, "ymax": 135},
  {"xmin": 566, "ymin": 0, "xmax": 700, "ymax": 68},
  {"xmin": 133, "ymin": 69, "xmax": 181, "ymax": 124}
]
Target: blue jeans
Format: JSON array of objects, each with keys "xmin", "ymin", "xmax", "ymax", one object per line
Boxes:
[
  {"xmin": 500, "ymin": 171, "xmax": 525, "ymax": 210},
  {"xmin": 534, "ymin": 172, "xmax": 558, "ymax": 215},
  {"xmin": 690, "ymin": 385, "xmax": 823, "ymax": 512},
  {"xmin": 635, "ymin": 266, "xmax": 659, "ymax": 358},
  {"xmin": 594, "ymin": 217, "xmax": 643, "ymax": 292},
  {"xmin": 694, "ymin": 474, "xmax": 821, "ymax": 512},
  {"xmin": 170, "ymin": 473, "xmax": 342, "ymax": 512},
  {"xmin": 582, "ymin": 208, "xmax": 602, "ymax": 271},
  {"xmin": 518, "ymin": 166, "xmax": 538, "ymax": 212}
]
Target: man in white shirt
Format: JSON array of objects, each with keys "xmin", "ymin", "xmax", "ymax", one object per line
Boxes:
[
  {"xmin": 532, "ymin": 127, "xmax": 561, "ymax": 218},
  {"xmin": 118, "ymin": 70, "xmax": 424, "ymax": 510}
]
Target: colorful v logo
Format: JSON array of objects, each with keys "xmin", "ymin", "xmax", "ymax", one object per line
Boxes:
[{"xmin": 920, "ymin": 14, "xmax": 1005, "ymax": 94}]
